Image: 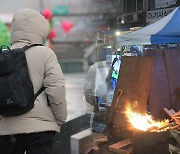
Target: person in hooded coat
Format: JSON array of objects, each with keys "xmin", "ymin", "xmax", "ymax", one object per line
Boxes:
[{"xmin": 0, "ymin": 9, "xmax": 67, "ymax": 154}]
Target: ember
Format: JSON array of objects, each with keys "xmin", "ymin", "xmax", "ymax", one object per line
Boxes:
[
  {"xmin": 124, "ymin": 103, "xmax": 170, "ymax": 132},
  {"xmin": 171, "ymin": 111, "xmax": 180, "ymax": 130}
]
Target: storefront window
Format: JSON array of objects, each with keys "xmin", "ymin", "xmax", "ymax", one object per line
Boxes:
[
  {"xmin": 137, "ymin": 0, "xmax": 143, "ymax": 11},
  {"xmin": 133, "ymin": 0, "xmax": 136, "ymax": 12},
  {"xmin": 149, "ymin": 0, "xmax": 156, "ymax": 10},
  {"xmin": 127, "ymin": 0, "xmax": 133, "ymax": 13},
  {"xmin": 123, "ymin": 0, "xmax": 144, "ymax": 13}
]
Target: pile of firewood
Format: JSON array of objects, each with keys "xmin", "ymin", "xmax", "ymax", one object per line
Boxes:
[
  {"xmin": 163, "ymin": 108, "xmax": 180, "ymax": 131},
  {"xmin": 146, "ymin": 109, "xmax": 180, "ymax": 132},
  {"xmin": 171, "ymin": 111, "xmax": 180, "ymax": 130}
]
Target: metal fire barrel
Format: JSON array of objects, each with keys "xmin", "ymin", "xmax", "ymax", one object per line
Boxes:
[{"xmin": 133, "ymin": 130, "xmax": 170, "ymax": 154}]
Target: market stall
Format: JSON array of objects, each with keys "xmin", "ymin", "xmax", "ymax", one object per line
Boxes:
[
  {"xmin": 116, "ymin": 7, "xmax": 180, "ymax": 46},
  {"xmin": 75, "ymin": 7, "xmax": 180, "ymax": 154},
  {"xmin": 115, "ymin": 6, "xmax": 180, "ymax": 119}
]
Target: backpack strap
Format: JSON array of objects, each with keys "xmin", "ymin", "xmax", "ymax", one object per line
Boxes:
[
  {"xmin": 34, "ymin": 86, "xmax": 50, "ymax": 106},
  {"xmin": 34, "ymin": 86, "xmax": 46, "ymax": 100},
  {"xmin": 23, "ymin": 44, "xmax": 46, "ymax": 101},
  {"xmin": 23, "ymin": 44, "xmax": 43, "ymax": 51}
]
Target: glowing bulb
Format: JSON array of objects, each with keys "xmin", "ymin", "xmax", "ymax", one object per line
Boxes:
[{"xmin": 115, "ymin": 31, "xmax": 121, "ymax": 36}]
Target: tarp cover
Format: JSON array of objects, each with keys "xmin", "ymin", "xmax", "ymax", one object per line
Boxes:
[{"xmin": 117, "ymin": 7, "xmax": 180, "ymax": 45}]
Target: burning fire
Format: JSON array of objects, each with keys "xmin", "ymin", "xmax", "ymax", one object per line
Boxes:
[{"xmin": 125, "ymin": 103, "xmax": 170, "ymax": 132}]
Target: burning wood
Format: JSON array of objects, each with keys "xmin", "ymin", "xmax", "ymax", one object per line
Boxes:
[
  {"xmin": 164, "ymin": 108, "xmax": 180, "ymax": 131},
  {"xmin": 124, "ymin": 103, "xmax": 171, "ymax": 132},
  {"xmin": 171, "ymin": 111, "xmax": 180, "ymax": 130},
  {"xmin": 124, "ymin": 103, "xmax": 180, "ymax": 132},
  {"xmin": 134, "ymin": 109, "xmax": 180, "ymax": 132},
  {"xmin": 145, "ymin": 110, "xmax": 180, "ymax": 132}
]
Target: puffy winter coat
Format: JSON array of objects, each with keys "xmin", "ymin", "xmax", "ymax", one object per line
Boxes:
[{"xmin": 0, "ymin": 9, "xmax": 67, "ymax": 135}]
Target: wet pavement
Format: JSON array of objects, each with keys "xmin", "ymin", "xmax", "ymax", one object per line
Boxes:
[{"xmin": 52, "ymin": 73, "xmax": 92, "ymax": 154}]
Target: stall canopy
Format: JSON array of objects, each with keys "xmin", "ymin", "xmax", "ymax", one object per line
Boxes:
[{"xmin": 117, "ymin": 7, "xmax": 180, "ymax": 46}]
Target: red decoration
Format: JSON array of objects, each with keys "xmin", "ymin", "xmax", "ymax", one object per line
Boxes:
[
  {"xmin": 42, "ymin": 8, "xmax": 52, "ymax": 21},
  {"xmin": 61, "ymin": 20, "xmax": 74, "ymax": 34},
  {"xmin": 48, "ymin": 29, "xmax": 57, "ymax": 41}
]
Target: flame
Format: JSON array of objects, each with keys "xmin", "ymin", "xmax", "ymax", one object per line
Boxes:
[{"xmin": 125, "ymin": 103, "xmax": 170, "ymax": 132}]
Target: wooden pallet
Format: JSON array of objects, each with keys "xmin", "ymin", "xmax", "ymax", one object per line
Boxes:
[{"xmin": 109, "ymin": 139, "xmax": 132, "ymax": 154}]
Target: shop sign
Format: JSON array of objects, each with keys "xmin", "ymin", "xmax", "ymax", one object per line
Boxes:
[
  {"xmin": 146, "ymin": 7, "xmax": 175, "ymax": 23},
  {"xmin": 155, "ymin": 0, "xmax": 177, "ymax": 9}
]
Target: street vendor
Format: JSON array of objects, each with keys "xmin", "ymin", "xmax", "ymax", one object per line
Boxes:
[{"xmin": 84, "ymin": 53, "xmax": 121, "ymax": 116}]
